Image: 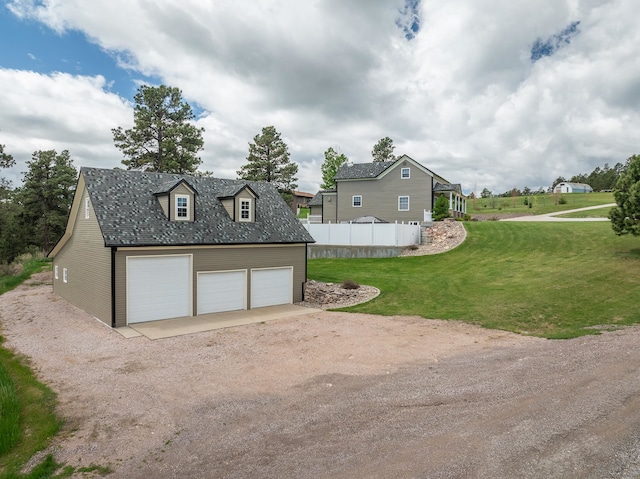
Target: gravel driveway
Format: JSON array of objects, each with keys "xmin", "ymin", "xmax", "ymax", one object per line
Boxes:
[{"xmin": 2, "ymin": 274, "xmax": 640, "ymax": 478}]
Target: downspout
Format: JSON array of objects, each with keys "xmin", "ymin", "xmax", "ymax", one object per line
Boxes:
[
  {"xmin": 303, "ymin": 243, "xmax": 308, "ymax": 301},
  {"xmin": 111, "ymin": 247, "xmax": 117, "ymax": 328}
]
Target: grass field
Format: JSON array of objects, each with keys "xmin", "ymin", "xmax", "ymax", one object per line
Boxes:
[
  {"xmin": 308, "ymin": 221, "xmax": 640, "ymax": 339},
  {"xmin": 556, "ymin": 206, "xmax": 615, "ymax": 218},
  {"xmin": 469, "ymin": 192, "xmax": 614, "ymax": 216}
]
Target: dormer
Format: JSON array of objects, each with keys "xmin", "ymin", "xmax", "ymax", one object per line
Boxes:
[
  {"xmin": 217, "ymin": 184, "xmax": 259, "ymax": 222},
  {"xmin": 154, "ymin": 179, "xmax": 198, "ymax": 222}
]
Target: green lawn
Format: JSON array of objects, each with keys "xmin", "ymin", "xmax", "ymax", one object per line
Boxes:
[
  {"xmin": 470, "ymin": 192, "xmax": 614, "ymax": 216},
  {"xmin": 308, "ymin": 222, "xmax": 640, "ymax": 339},
  {"xmin": 556, "ymin": 206, "xmax": 615, "ymax": 218}
]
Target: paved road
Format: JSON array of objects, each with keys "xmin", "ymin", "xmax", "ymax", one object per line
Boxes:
[{"xmin": 501, "ymin": 203, "xmax": 616, "ymax": 222}]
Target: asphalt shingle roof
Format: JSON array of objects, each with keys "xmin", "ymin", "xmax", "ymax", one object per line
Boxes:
[
  {"xmin": 434, "ymin": 182, "xmax": 463, "ymax": 194},
  {"xmin": 82, "ymin": 167, "xmax": 314, "ymax": 246},
  {"xmin": 334, "ymin": 161, "xmax": 396, "ymax": 180}
]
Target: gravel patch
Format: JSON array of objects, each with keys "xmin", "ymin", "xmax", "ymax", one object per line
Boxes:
[{"xmin": 2, "ymin": 273, "xmax": 640, "ymax": 478}]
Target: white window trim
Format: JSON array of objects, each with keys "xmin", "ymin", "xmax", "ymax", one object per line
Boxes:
[
  {"xmin": 84, "ymin": 197, "xmax": 90, "ymax": 219},
  {"xmin": 54, "ymin": 265, "xmax": 59, "ymax": 280},
  {"xmin": 239, "ymin": 198, "xmax": 252, "ymax": 222},
  {"xmin": 401, "ymin": 167, "xmax": 410, "ymax": 179},
  {"xmin": 352, "ymin": 195, "xmax": 362, "ymax": 207},
  {"xmin": 63, "ymin": 268, "xmax": 68, "ymax": 283},
  {"xmin": 398, "ymin": 196, "xmax": 410, "ymax": 211},
  {"xmin": 175, "ymin": 195, "xmax": 190, "ymax": 221}
]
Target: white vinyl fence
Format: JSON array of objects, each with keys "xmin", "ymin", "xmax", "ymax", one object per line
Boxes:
[{"xmin": 302, "ymin": 221, "xmax": 421, "ymax": 246}]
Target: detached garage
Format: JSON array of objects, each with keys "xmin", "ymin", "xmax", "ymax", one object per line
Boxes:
[{"xmin": 49, "ymin": 167, "xmax": 315, "ymax": 328}]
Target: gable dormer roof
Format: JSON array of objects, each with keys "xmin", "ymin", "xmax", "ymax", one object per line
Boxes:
[
  {"xmin": 216, "ymin": 183, "xmax": 259, "ymax": 200},
  {"xmin": 154, "ymin": 178, "xmax": 198, "ymax": 196},
  {"xmin": 79, "ymin": 167, "xmax": 313, "ymax": 247}
]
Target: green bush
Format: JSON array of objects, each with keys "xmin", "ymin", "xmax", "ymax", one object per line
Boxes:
[
  {"xmin": 433, "ymin": 195, "xmax": 450, "ymax": 221},
  {"xmin": 558, "ymin": 195, "xmax": 567, "ymax": 204}
]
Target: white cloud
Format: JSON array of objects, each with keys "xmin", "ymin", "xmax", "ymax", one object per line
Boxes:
[
  {"xmin": 0, "ymin": 70, "xmax": 130, "ymax": 184},
  {"xmin": 3, "ymin": 0, "xmax": 640, "ymax": 195}
]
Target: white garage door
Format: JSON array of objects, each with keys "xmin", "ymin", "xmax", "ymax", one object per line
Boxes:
[
  {"xmin": 197, "ymin": 270, "xmax": 246, "ymax": 315},
  {"xmin": 127, "ymin": 255, "xmax": 191, "ymax": 324},
  {"xmin": 251, "ymin": 267, "xmax": 293, "ymax": 308}
]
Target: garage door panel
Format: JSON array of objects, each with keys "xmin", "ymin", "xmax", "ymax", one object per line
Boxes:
[
  {"xmin": 127, "ymin": 255, "xmax": 191, "ymax": 324},
  {"xmin": 198, "ymin": 270, "xmax": 246, "ymax": 314},
  {"xmin": 251, "ymin": 267, "xmax": 292, "ymax": 308}
]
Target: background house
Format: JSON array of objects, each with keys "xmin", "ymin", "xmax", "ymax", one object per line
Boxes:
[
  {"xmin": 49, "ymin": 167, "xmax": 314, "ymax": 328},
  {"xmin": 309, "ymin": 155, "xmax": 466, "ymax": 224},
  {"xmin": 291, "ymin": 190, "xmax": 315, "ymax": 213},
  {"xmin": 553, "ymin": 182, "xmax": 594, "ymax": 193}
]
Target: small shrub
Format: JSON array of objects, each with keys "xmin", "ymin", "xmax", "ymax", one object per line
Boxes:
[
  {"xmin": 341, "ymin": 279, "xmax": 360, "ymax": 290},
  {"xmin": 433, "ymin": 195, "xmax": 450, "ymax": 221},
  {"xmin": 523, "ymin": 197, "xmax": 528, "ymax": 205},
  {"xmin": 0, "ymin": 262, "xmax": 23, "ymax": 276},
  {"xmin": 558, "ymin": 195, "xmax": 567, "ymax": 204}
]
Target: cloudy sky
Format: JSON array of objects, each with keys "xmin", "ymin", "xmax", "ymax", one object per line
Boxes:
[{"xmin": 1, "ymin": 0, "xmax": 639, "ymax": 195}]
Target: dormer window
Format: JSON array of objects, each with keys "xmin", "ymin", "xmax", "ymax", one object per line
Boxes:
[
  {"xmin": 176, "ymin": 195, "xmax": 189, "ymax": 220},
  {"xmin": 240, "ymin": 199, "xmax": 252, "ymax": 221}
]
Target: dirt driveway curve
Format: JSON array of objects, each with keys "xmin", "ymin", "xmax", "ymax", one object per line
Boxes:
[{"xmin": 2, "ymin": 274, "xmax": 640, "ymax": 478}]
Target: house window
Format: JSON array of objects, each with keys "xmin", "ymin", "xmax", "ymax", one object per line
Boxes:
[
  {"xmin": 352, "ymin": 195, "xmax": 362, "ymax": 207},
  {"xmin": 63, "ymin": 268, "xmax": 68, "ymax": 283},
  {"xmin": 401, "ymin": 167, "xmax": 410, "ymax": 179},
  {"xmin": 54, "ymin": 265, "xmax": 59, "ymax": 280},
  {"xmin": 85, "ymin": 197, "xmax": 90, "ymax": 219},
  {"xmin": 176, "ymin": 195, "xmax": 189, "ymax": 220},
  {"xmin": 240, "ymin": 199, "xmax": 251, "ymax": 221},
  {"xmin": 398, "ymin": 196, "xmax": 410, "ymax": 211}
]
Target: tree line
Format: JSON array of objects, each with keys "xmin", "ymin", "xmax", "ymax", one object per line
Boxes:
[
  {"xmin": 0, "ymin": 83, "xmax": 400, "ymax": 263},
  {"xmin": 478, "ymin": 162, "xmax": 626, "ymax": 199}
]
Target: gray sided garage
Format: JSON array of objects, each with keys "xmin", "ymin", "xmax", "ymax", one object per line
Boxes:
[
  {"xmin": 114, "ymin": 245, "xmax": 306, "ymax": 327},
  {"xmin": 49, "ymin": 168, "xmax": 314, "ymax": 329}
]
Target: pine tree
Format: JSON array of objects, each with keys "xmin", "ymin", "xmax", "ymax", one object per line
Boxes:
[
  {"xmin": 372, "ymin": 137, "xmax": 396, "ymax": 162},
  {"xmin": 237, "ymin": 126, "xmax": 298, "ymax": 204},
  {"xmin": 16, "ymin": 150, "xmax": 77, "ymax": 253},
  {"xmin": 113, "ymin": 85, "xmax": 204, "ymax": 174}
]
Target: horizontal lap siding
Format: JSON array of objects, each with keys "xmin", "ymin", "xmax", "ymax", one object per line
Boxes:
[
  {"xmin": 52, "ymin": 187, "xmax": 112, "ymax": 325},
  {"xmin": 113, "ymin": 244, "xmax": 306, "ymax": 327},
  {"xmin": 337, "ymin": 166, "xmax": 433, "ymax": 223}
]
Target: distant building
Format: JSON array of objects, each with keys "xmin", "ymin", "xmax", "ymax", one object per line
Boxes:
[
  {"xmin": 553, "ymin": 182, "xmax": 593, "ymax": 194},
  {"xmin": 291, "ymin": 191, "xmax": 315, "ymax": 212}
]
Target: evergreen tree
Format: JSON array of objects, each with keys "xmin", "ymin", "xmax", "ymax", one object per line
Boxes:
[
  {"xmin": 237, "ymin": 126, "xmax": 298, "ymax": 204},
  {"xmin": 113, "ymin": 85, "xmax": 204, "ymax": 174},
  {"xmin": 433, "ymin": 195, "xmax": 450, "ymax": 221},
  {"xmin": 0, "ymin": 143, "xmax": 23, "ymax": 263},
  {"xmin": 16, "ymin": 150, "xmax": 77, "ymax": 254},
  {"xmin": 371, "ymin": 137, "xmax": 396, "ymax": 162},
  {"xmin": 320, "ymin": 147, "xmax": 348, "ymax": 190},
  {"xmin": 609, "ymin": 154, "xmax": 640, "ymax": 236}
]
